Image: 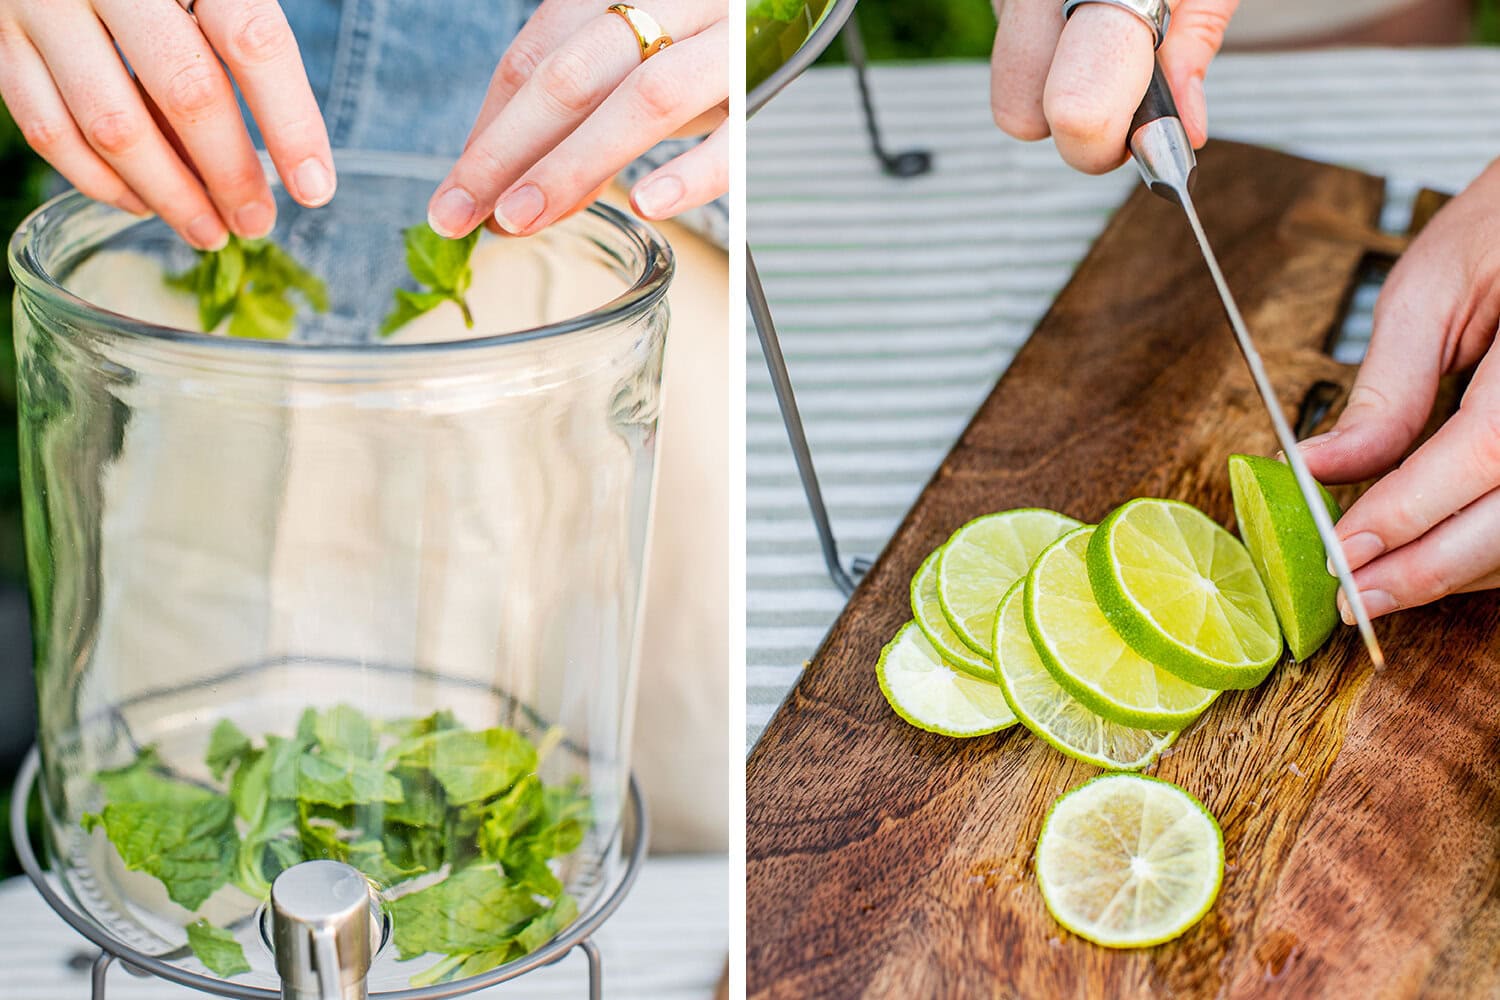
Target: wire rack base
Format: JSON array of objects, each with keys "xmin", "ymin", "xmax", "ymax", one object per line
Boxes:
[{"xmin": 11, "ymin": 747, "xmax": 647, "ymax": 1000}]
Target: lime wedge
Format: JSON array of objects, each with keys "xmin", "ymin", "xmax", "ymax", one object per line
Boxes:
[
  {"xmin": 911, "ymin": 548, "xmax": 996, "ymax": 680},
  {"xmin": 876, "ymin": 622, "xmax": 1015, "ymax": 737},
  {"xmin": 1036, "ymin": 773, "xmax": 1223, "ymax": 948},
  {"xmin": 1026, "ymin": 527, "xmax": 1216, "ymax": 730},
  {"xmin": 1087, "ymin": 498, "xmax": 1283, "ymax": 689},
  {"xmin": 992, "ymin": 582, "xmax": 1175, "ymax": 770},
  {"xmin": 936, "ymin": 508, "xmax": 1083, "ymax": 658},
  {"xmin": 1228, "ymin": 454, "xmax": 1342, "ymax": 661}
]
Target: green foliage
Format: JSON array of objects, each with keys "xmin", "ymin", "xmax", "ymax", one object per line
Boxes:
[
  {"xmin": 84, "ymin": 706, "xmax": 585, "ymax": 985},
  {"xmin": 381, "ymin": 224, "xmax": 481, "ymax": 334},
  {"xmin": 185, "ymin": 919, "xmax": 252, "ymax": 977},
  {"xmin": 164, "ymin": 236, "xmax": 327, "ymax": 339},
  {"xmin": 816, "ymin": 0, "xmax": 996, "ymax": 63}
]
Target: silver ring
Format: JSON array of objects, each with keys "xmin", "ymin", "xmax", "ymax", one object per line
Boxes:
[{"xmin": 1061, "ymin": 0, "xmax": 1170, "ymax": 48}]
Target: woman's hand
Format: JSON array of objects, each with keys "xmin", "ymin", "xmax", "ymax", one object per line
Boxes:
[
  {"xmin": 428, "ymin": 0, "xmax": 727, "ymax": 239},
  {"xmin": 0, "ymin": 0, "xmax": 333, "ymax": 249},
  {"xmin": 990, "ymin": 0, "xmax": 1237, "ymax": 173},
  {"xmin": 1300, "ymin": 162, "xmax": 1500, "ymax": 622}
]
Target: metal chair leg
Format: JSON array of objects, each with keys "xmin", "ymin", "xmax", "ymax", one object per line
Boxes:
[
  {"xmin": 747, "ymin": 245, "xmax": 860, "ymax": 596},
  {"xmin": 841, "ymin": 13, "xmax": 933, "ymax": 178}
]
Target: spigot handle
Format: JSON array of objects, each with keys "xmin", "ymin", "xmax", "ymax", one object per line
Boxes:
[{"xmin": 312, "ymin": 926, "xmax": 344, "ymax": 1000}]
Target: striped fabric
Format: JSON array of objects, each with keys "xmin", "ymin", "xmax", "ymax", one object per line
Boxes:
[
  {"xmin": 0, "ymin": 855, "xmax": 725, "ymax": 998},
  {"xmin": 747, "ymin": 48, "xmax": 1500, "ymax": 747}
]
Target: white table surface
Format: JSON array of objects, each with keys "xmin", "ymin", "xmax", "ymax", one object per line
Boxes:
[
  {"xmin": 747, "ymin": 48, "xmax": 1500, "ymax": 747},
  {"xmin": 0, "ymin": 855, "xmax": 725, "ymax": 999}
]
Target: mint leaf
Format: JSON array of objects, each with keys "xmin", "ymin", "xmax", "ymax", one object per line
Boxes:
[
  {"xmin": 228, "ymin": 288, "xmax": 296, "ymax": 340},
  {"xmin": 388, "ymin": 864, "xmax": 544, "ymax": 960},
  {"xmin": 393, "ymin": 728, "xmax": 535, "ymax": 806},
  {"xmin": 379, "ymin": 288, "xmax": 452, "ymax": 336},
  {"xmin": 296, "ymin": 749, "xmax": 403, "ymax": 808},
  {"xmin": 165, "ymin": 235, "xmax": 327, "ymax": 340},
  {"xmin": 381, "ymin": 224, "xmax": 480, "ymax": 335},
  {"xmin": 476, "ymin": 775, "xmax": 543, "ymax": 862},
  {"xmin": 88, "ymin": 796, "xmax": 237, "ymax": 910},
  {"xmin": 386, "ymin": 767, "xmax": 447, "ymax": 829},
  {"xmin": 205, "ymin": 720, "xmax": 252, "ymax": 782},
  {"xmin": 314, "ymin": 704, "xmax": 378, "ymax": 758},
  {"xmin": 185, "ymin": 919, "xmax": 251, "ymax": 977}
]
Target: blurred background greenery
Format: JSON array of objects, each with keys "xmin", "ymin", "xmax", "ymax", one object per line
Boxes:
[{"xmin": 817, "ymin": 0, "xmax": 1500, "ymax": 61}]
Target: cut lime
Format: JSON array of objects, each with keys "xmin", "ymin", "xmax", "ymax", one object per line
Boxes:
[
  {"xmin": 992, "ymin": 582, "xmax": 1175, "ymax": 770},
  {"xmin": 936, "ymin": 508, "xmax": 1083, "ymax": 658},
  {"xmin": 911, "ymin": 548, "xmax": 996, "ymax": 680},
  {"xmin": 1228, "ymin": 454, "xmax": 1342, "ymax": 662},
  {"xmin": 1026, "ymin": 527, "xmax": 1216, "ymax": 731},
  {"xmin": 875, "ymin": 622, "xmax": 1015, "ymax": 737},
  {"xmin": 1088, "ymin": 498, "xmax": 1282, "ymax": 690},
  {"xmin": 1036, "ymin": 773, "xmax": 1223, "ymax": 948}
]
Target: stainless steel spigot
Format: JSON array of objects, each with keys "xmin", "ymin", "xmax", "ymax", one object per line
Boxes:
[{"xmin": 270, "ymin": 860, "xmax": 377, "ymax": 1000}]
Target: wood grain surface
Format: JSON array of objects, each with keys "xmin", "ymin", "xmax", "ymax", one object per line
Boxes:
[{"xmin": 745, "ymin": 141, "xmax": 1500, "ymax": 999}]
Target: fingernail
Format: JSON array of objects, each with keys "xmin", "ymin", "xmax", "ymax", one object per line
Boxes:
[
  {"xmin": 1337, "ymin": 531, "xmax": 1385, "ymax": 572},
  {"xmin": 186, "ymin": 214, "xmax": 228, "ymax": 251},
  {"xmin": 494, "ymin": 184, "xmax": 544, "ymax": 235},
  {"xmin": 1337, "ymin": 590, "xmax": 1351, "ymax": 625},
  {"xmin": 233, "ymin": 200, "xmax": 275, "ymax": 239},
  {"xmin": 1356, "ymin": 589, "xmax": 1397, "ymax": 619},
  {"xmin": 633, "ymin": 175, "xmax": 684, "ymax": 219},
  {"xmin": 1300, "ymin": 430, "xmax": 1340, "ymax": 453},
  {"xmin": 294, "ymin": 157, "xmax": 335, "ymax": 206},
  {"xmin": 428, "ymin": 186, "xmax": 478, "ymax": 238}
]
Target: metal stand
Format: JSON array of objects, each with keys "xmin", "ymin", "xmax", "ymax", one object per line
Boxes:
[
  {"xmin": 11, "ymin": 747, "xmax": 647, "ymax": 1000},
  {"xmin": 748, "ymin": 0, "xmax": 931, "ymax": 594},
  {"xmin": 840, "ymin": 15, "xmax": 933, "ymax": 178},
  {"xmin": 747, "ymin": 248, "xmax": 858, "ymax": 596}
]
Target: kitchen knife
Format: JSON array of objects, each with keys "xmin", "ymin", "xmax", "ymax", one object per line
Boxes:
[{"xmin": 1126, "ymin": 62, "xmax": 1386, "ymax": 669}]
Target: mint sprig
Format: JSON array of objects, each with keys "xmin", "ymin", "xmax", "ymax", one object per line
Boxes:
[
  {"xmin": 164, "ymin": 236, "xmax": 328, "ymax": 340},
  {"xmin": 83, "ymin": 706, "xmax": 585, "ymax": 985},
  {"xmin": 380, "ymin": 224, "xmax": 481, "ymax": 336}
]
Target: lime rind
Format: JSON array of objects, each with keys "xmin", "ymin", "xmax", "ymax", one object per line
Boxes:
[
  {"xmin": 1228, "ymin": 454, "xmax": 1341, "ymax": 662},
  {"xmin": 992, "ymin": 581, "xmax": 1175, "ymax": 770},
  {"xmin": 1035, "ymin": 773, "xmax": 1224, "ymax": 949},
  {"xmin": 1088, "ymin": 498, "xmax": 1282, "ymax": 690},
  {"xmin": 1025, "ymin": 527, "xmax": 1216, "ymax": 731},
  {"xmin": 935, "ymin": 508, "xmax": 1084, "ymax": 658},
  {"xmin": 875, "ymin": 621, "xmax": 1016, "ymax": 737},
  {"xmin": 911, "ymin": 548, "xmax": 997, "ymax": 680}
]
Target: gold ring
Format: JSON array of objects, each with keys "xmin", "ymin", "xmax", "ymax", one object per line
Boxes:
[{"xmin": 607, "ymin": 3, "xmax": 673, "ymax": 61}]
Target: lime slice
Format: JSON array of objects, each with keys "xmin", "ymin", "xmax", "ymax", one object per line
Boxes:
[
  {"xmin": 992, "ymin": 582, "xmax": 1175, "ymax": 770},
  {"xmin": 1026, "ymin": 527, "xmax": 1216, "ymax": 730},
  {"xmin": 876, "ymin": 622, "xmax": 1015, "ymax": 737},
  {"xmin": 1228, "ymin": 454, "xmax": 1342, "ymax": 662},
  {"xmin": 936, "ymin": 508, "xmax": 1083, "ymax": 658},
  {"xmin": 1036, "ymin": 773, "xmax": 1223, "ymax": 948},
  {"xmin": 1088, "ymin": 498, "xmax": 1283, "ymax": 689},
  {"xmin": 911, "ymin": 548, "xmax": 995, "ymax": 680}
]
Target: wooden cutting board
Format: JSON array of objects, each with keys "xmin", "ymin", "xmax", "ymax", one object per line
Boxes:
[{"xmin": 746, "ymin": 140, "xmax": 1500, "ymax": 999}]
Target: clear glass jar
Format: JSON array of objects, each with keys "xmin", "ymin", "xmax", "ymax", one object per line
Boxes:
[{"xmin": 8, "ymin": 153, "xmax": 671, "ymax": 991}]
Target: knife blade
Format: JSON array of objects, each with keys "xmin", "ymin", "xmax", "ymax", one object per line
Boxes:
[{"xmin": 1125, "ymin": 62, "xmax": 1385, "ymax": 669}]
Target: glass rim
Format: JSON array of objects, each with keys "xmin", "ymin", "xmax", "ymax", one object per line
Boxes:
[{"xmin": 6, "ymin": 149, "xmax": 675, "ymax": 356}]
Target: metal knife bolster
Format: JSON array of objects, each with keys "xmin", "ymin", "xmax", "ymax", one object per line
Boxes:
[{"xmin": 1127, "ymin": 64, "xmax": 1197, "ymax": 201}]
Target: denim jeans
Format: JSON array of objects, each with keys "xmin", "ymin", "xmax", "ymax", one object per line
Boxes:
[{"xmin": 266, "ymin": 0, "xmax": 726, "ymax": 244}]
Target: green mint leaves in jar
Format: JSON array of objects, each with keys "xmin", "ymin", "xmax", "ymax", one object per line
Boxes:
[{"xmin": 81, "ymin": 706, "xmax": 588, "ymax": 985}]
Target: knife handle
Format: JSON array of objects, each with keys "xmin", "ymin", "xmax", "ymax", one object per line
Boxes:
[{"xmin": 1131, "ymin": 61, "xmax": 1182, "ymax": 134}]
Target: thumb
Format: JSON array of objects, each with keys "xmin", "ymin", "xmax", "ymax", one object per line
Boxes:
[{"xmin": 1158, "ymin": 0, "xmax": 1238, "ymax": 147}]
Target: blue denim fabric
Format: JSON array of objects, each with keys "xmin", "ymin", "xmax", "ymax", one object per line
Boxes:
[{"xmin": 257, "ymin": 1, "xmax": 725, "ymax": 245}]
